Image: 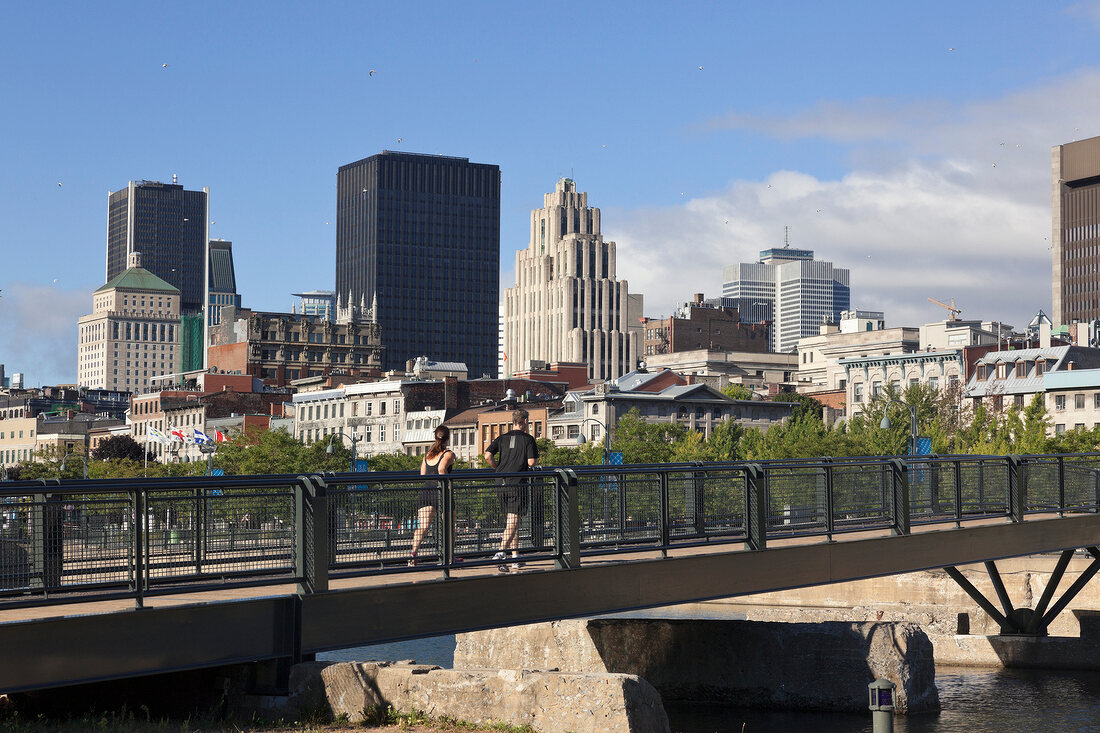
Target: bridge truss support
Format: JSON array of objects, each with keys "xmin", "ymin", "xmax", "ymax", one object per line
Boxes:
[{"xmin": 944, "ymin": 547, "xmax": 1100, "ymax": 635}]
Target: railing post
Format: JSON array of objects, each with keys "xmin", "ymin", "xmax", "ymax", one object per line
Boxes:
[
  {"xmin": 1058, "ymin": 455, "xmax": 1066, "ymax": 517},
  {"xmin": 954, "ymin": 459, "xmax": 963, "ymax": 527},
  {"xmin": 553, "ymin": 469, "xmax": 579, "ymax": 570},
  {"xmin": 658, "ymin": 470, "xmax": 670, "ymax": 558},
  {"xmin": 193, "ymin": 486, "xmax": 204, "ymax": 575},
  {"xmin": 890, "ymin": 459, "xmax": 910, "ymax": 536},
  {"xmin": 133, "ymin": 487, "xmax": 145, "ymax": 608},
  {"xmin": 441, "ymin": 477, "xmax": 454, "ymax": 578},
  {"xmin": 744, "ymin": 463, "xmax": 766, "ymax": 551},
  {"xmin": 687, "ymin": 461, "xmax": 706, "ymax": 537},
  {"xmin": 29, "ymin": 482, "xmax": 63, "ymax": 593},
  {"xmin": 1007, "ymin": 455, "xmax": 1025, "ymax": 523},
  {"xmin": 822, "ymin": 458, "xmax": 834, "ymax": 541},
  {"xmin": 295, "ymin": 475, "xmax": 329, "ymax": 594}
]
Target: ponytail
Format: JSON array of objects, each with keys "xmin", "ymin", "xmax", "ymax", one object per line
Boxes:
[{"xmin": 426, "ymin": 425, "xmax": 451, "ymax": 460}]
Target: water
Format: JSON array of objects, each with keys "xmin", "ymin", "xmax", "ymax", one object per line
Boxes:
[{"xmin": 318, "ymin": 613, "xmax": 1100, "ymax": 732}]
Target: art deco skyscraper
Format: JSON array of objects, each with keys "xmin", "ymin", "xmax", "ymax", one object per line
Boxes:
[
  {"xmin": 502, "ymin": 178, "xmax": 643, "ymax": 381},
  {"xmin": 106, "ymin": 178, "xmax": 209, "ymax": 315},
  {"xmin": 335, "ymin": 151, "xmax": 501, "ymax": 378},
  {"xmin": 1053, "ymin": 135, "xmax": 1100, "ymax": 326}
]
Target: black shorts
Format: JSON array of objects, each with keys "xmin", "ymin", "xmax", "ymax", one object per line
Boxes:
[
  {"xmin": 417, "ymin": 482, "xmax": 439, "ymax": 509},
  {"xmin": 499, "ymin": 482, "xmax": 529, "ymax": 516}
]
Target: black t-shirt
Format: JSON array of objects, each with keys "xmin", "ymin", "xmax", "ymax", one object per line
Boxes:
[{"xmin": 487, "ymin": 429, "xmax": 538, "ymax": 479}]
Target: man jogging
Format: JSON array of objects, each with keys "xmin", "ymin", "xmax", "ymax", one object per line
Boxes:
[{"xmin": 484, "ymin": 407, "xmax": 539, "ymax": 573}]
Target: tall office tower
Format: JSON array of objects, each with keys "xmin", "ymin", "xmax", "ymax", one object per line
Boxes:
[
  {"xmin": 78, "ymin": 252, "xmax": 181, "ymax": 394},
  {"xmin": 207, "ymin": 239, "xmax": 241, "ymax": 327},
  {"xmin": 336, "ymin": 151, "xmax": 501, "ymax": 377},
  {"xmin": 1053, "ymin": 135, "xmax": 1100, "ymax": 326},
  {"xmin": 106, "ymin": 178, "xmax": 208, "ymax": 314},
  {"xmin": 502, "ymin": 178, "xmax": 644, "ymax": 381},
  {"xmin": 722, "ymin": 247, "xmax": 850, "ymax": 353}
]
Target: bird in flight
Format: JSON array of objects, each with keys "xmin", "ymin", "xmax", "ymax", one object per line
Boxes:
[
  {"xmin": 57, "ymin": 182, "xmax": 62, "ymax": 187},
  {"xmin": 369, "ymin": 69, "xmax": 376, "ymax": 76},
  {"xmin": 697, "ymin": 66, "xmax": 704, "ymax": 70},
  {"xmin": 397, "ymin": 137, "xmax": 403, "ymax": 142},
  {"xmin": 162, "ymin": 63, "xmax": 168, "ymax": 68},
  {"xmin": 992, "ymin": 163, "xmax": 997, "ymax": 168},
  {"xmin": 948, "ymin": 48, "xmax": 955, "ymax": 51}
]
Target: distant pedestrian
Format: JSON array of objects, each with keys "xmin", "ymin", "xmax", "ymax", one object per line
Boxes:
[
  {"xmin": 484, "ymin": 408, "xmax": 539, "ymax": 572},
  {"xmin": 409, "ymin": 425, "xmax": 455, "ymax": 566}
]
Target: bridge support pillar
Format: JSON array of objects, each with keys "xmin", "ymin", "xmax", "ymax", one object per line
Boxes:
[{"xmin": 945, "ymin": 548, "xmax": 1100, "ymax": 635}]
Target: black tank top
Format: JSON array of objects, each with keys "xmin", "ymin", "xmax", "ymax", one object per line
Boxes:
[{"xmin": 424, "ymin": 451, "xmax": 451, "ymax": 476}]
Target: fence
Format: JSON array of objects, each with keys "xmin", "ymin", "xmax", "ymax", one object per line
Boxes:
[{"xmin": 0, "ymin": 453, "xmax": 1097, "ymax": 610}]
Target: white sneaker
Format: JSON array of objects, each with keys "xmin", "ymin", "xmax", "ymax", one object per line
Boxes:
[{"xmin": 492, "ymin": 551, "xmax": 507, "ymax": 561}]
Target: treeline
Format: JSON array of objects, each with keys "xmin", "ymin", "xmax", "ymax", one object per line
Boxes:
[{"xmin": 4, "ymin": 384, "xmax": 1096, "ymax": 481}]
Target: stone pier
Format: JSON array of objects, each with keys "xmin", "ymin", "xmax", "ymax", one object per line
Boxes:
[{"xmin": 455, "ymin": 618, "xmax": 939, "ymax": 713}]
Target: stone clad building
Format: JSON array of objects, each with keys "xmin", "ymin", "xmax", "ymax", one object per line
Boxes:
[
  {"xmin": 208, "ymin": 305, "xmax": 383, "ymax": 388},
  {"xmin": 78, "ymin": 252, "xmax": 181, "ymax": 395},
  {"xmin": 502, "ymin": 178, "xmax": 643, "ymax": 382}
]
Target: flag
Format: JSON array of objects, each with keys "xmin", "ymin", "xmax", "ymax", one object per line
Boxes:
[
  {"xmin": 147, "ymin": 427, "xmax": 171, "ymax": 445},
  {"xmin": 171, "ymin": 429, "xmax": 187, "ymax": 443},
  {"xmin": 215, "ymin": 429, "xmax": 227, "ymax": 443},
  {"xmin": 194, "ymin": 429, "xmax": 211, "ymax": 445}
]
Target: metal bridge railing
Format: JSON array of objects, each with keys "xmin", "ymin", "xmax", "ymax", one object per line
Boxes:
[{"xmin": 1, "ymin": 452, "xmax": 1098, "ymax": 610}]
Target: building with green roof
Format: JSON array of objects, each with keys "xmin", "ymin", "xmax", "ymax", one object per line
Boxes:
[{"xmin": 78, "ymin": 252, "xmax": 183, "ymax": 395}]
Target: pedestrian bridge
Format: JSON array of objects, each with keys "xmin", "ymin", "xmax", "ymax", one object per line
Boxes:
[{"xmin": 1, "ymin": 454, "xmax": 1099, "ymax": 693}]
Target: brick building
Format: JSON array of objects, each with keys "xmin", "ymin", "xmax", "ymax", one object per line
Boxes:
[
  {"xmin": 208, "ymin": 305, "xmax": 383, "ymax": 388},
  {"xmin": 643, "ymin": 295, "xmax": 769, "ymax": 357}
]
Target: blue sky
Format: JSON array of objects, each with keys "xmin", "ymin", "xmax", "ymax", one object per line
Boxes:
[{"xmin": 2, "ymin": 1, "xmax": 1100, "ymax": 386}]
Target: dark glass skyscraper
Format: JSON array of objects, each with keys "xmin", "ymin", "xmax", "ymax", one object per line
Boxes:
[
  {"xmin": 106, "ymin": 179, "xmax": 208, "ymax": 314},
  {"xmin": 336, "ymin": 151, "xmax": 501, "ymax": 377}
]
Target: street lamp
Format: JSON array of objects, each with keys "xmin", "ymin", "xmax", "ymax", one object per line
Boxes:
[
  {"xmin": 198, "ymin": 443, "xmax": 218, "ymax": 475},
  {"xmin": 575, "ymin": 417, "xmax": 611, "ymax": 464},
  {"xmin": 326, "ymin": 431, "xmax": 360, "ymax": 471},
  {"xmin": 880, "ymin": 399, "xmax": 918, "ymax": 456},
  {"xmin": 60, "ymin": 451, "xmax": 88, "ymax": 480}
]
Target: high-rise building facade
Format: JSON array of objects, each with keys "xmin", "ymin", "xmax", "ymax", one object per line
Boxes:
[
  {"xmin": 502, "ymin": 178, "xmax": 643, "ymax": 381},
  {"xmin": 78, "ymin": 252, "xmax": 181, "ymax": 395},
  {"xmin": 723, "ymin": 247, "xmax": 850, "ymax": 353},
  {"xmin": 293, "ymin": 290, "xmax": 336, "ymax": 320},
  {"xmin": 1053, "ymin": 135, "xmax": 1100, "ymax": 326},
  {"xmin": 106, "ymin": 179, "xmax": 208, "ymax": 314},
  {"xmin": 335, "ymin": 151, "xmax": 501, "ymax": 377},
  {"xmin": 207, "ymin": 239, "xmax": 241, "ymax": 327}
]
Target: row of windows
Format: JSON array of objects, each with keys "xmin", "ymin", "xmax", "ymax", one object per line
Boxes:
[
  {"xmin": 975, "ymin": 360, "xmax": 1047, "ymax": 380},
  {"xmin": 852, "ymin": 375, "xmax": 959, "ymax": 403},
  {"xmin": 1052, "ymin": 393, "xmax": 1100, "ymax": 410}
]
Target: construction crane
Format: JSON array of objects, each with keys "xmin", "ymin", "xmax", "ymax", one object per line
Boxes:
[{"xmin": 928, "ymin": 297, "xmax": 962, "ymax": 322}]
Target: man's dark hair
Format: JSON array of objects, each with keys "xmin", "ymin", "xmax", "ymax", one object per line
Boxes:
[{"xmin": 511, "ymin": 407, "xmax": 529, "ymax": 425}]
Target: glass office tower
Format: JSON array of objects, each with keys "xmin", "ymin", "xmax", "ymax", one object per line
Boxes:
[
  {"xmin": 106, "ymin": 179, "xmax": 208, "ymax": 315},
  {"xmin": 335, "ymin": 151, "xmax": 501, "ymax": 377}
]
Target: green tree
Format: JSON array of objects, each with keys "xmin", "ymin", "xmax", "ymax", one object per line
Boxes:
[
  {"xmin": 610, "ymin": 409, "xmax": 690, "ymax": 464},
  {"xmin": 91, "ymin": 435, "xmax": 152, "ymax": 462},
  {"xmin": 721, "ymin": 383, "xmax": 755, "ymax": 401},
  {"xmin": 772, "ymin": 391, "xmax": 824, "ymax": 423}
]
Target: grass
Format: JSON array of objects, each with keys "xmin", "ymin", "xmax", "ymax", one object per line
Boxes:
[{"xmin": 358, "ymin": 706, "xmax": 537, "ymax": 732}]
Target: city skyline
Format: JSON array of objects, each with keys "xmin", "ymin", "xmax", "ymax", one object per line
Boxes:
[{"xmin": 2, "ymin": 2, "xmax": 1100, "ymax": 386}]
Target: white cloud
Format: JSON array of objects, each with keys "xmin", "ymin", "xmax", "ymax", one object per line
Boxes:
[
  {"xmin": 609, "ymin": 71, "xmax": 1100, "ymax": 332},
  {"xmin": 0, "ymin": 283, "xmax": 85, "ymax": 387}
]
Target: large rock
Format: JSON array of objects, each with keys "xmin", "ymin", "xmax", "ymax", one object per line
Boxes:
[
  {"xmin": 455, "ymin": 619, "xmax": 938, "ymax": 713},
  {"xmin": 287, "ymin": 660, "xmax": 670, "ymax": 733}
]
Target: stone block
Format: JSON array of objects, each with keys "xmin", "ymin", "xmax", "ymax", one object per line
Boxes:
[{"xmin": 288, "ymin": 660, "xmax": 669, "ymax": 733}]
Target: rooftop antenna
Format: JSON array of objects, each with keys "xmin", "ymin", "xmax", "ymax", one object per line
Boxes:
[{"xmin": 783, "ymin": 225, "xmax": 791, "ymax": 248}]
